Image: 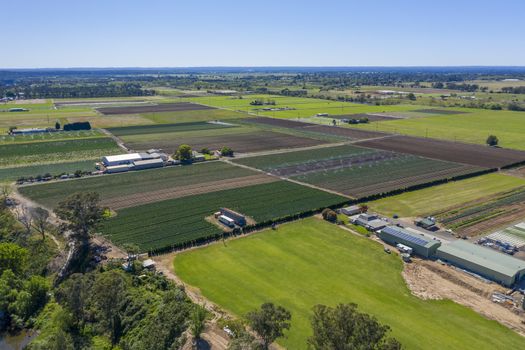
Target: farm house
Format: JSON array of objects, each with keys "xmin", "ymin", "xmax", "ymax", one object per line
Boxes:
[
  {"xmin": 377, "ymin": 226, "xmax": 441, "ymax": 258},
  {"xmin": 436, "ymin": 241, "xmax": 525, "ymax": 287}
]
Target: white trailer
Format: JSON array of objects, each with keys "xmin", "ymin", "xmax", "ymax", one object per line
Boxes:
[
  {"xmin": 219, "ymin": 215, "xmax": 235, "ymax": 228},
  {"xmin": 396, "ymin": 243, "xmax": 413, "ymax": 255}
]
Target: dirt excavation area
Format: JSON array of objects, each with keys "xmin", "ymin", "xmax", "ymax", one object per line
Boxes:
[{"xmin": 403, "ymin": 259, "xmax": 525, "ymax": 336}]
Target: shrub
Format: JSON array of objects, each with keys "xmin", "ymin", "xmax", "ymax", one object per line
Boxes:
[{"xmin": 321, "ymin": 208, "xmax": 337, "ymax": 222}]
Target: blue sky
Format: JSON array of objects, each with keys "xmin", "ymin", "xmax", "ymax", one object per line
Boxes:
[{"xmin": 1, "ymin": 0, "xmax": 524, "ymax": 68}]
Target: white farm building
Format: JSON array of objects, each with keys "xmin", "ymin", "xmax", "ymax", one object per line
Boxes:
[{"xmin": 102, "ymin": 153, "xmax": 143, "ymax": 167}]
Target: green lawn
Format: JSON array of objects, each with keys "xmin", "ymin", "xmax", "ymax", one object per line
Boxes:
[
  {"xmin": 174, "ymin": 218, "xmax": 525, "ymax": 349},
  {"xmin": 353, "ymin": 109, "xmax": 525, "ymax": 150},
  {"xmin": 368, "ymin": 173, "xmax": 525, "ymax": 217}
]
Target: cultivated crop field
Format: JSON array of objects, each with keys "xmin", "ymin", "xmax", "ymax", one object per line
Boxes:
[
  {"xmin": 0, "ymin": 129, "xmax": 105, "ymax": 144},
  {"xmin": 101, "ymin": 181, "xmax": 348, "ymax": 251},
  {"xmin": 235, "ymin": 145, "xmax": 482, "ymax": 198},
  {"xmin": 0, "ymin": 137, "xmax": 121, "ymax": 168},
  {"xmin": 106, "ymin": 121, "xmax": 236, "ymax": 137},
  {"xmin": 123, "ymin": 130, "xmax": 326, "ymax": 154},
  {"xmin": 368, "ymin": 173, "xmax": 525, "ymax": 217},
  {"xmin": 97, "ymin": 102, "xmax": 214, "ymax": 115},
  {"xmin": 356, "ymin": 135, "xmax": 525, "ymax": 168},
  {"xmin": 243, "ymin": 117, "xmax": 385, "ymax": 140},
  {"xmin": 140, "ymin": 109, "xmax": 248, "ymax": 124},
  {"xmin": 19, "ymin": 162, "xmax": 258, "ymax": 209},
  {"xmin": 174, "ymin": 218, "xmax": 525, "ymax": 349},
  {"xmin": 436, "ymin": 186, "xmax": 525, "ymax": 236},
  {"xmin": 0, "ymin": 159, "xmax": 98, "ymax": 183}
]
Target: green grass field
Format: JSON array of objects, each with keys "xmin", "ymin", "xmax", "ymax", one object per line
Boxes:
[
  {"xmin": 353, "ymin": 109, "xmax": 525, "ymax": 150},
  {"xmin": 101, "ymin": 181, "xmax": 347, "ymax": 251},
  {"xmin": 368, "ymin": 173, "xmax": 525, "ymax": 217},
  {"xmin": 174, "ymin": 218, "xmax": 525, "ymax": 349}
]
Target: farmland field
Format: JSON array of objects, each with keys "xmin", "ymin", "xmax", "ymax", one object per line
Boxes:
[
  {"xmin": 18, "ymin": 161, "xmax": 258, "ymax": 209},
  {"xmin": 436, "ymin": 186, "xmax": 525, "ymax": 236},
  {"xmin": 141, "ymin": 109, "xmax": 248, "ymax": 124},
  {"xmin": 123, "ymin": 130, "xmax": 327, "ymax": 154},
  {"xmin": 356, "ymin": 135, "xmax": 525, "ymax": 168},
  {"xmin": 0, "ymin": 159, "xmax": 98, "ymax": 183},
  {"xmin": 97, "ymin": 102, "xmax": 214, "ymax": 115},
  {"xmin": 187, "ymin": 95, "xmax": 427, "ymax": 118},
  {"xmin": 352, "ymin": 109, "xmax": 525, "ymax": 151},
  {"xmin": 101, "ymin": 181, "xmax": 348, "ymax": 251},
  {"xmin": 368, "ymin": 173, "xmax": 525, "ymax": 217},
  {"xmin": 174, "ymin": 218, "xmax": 525, "ymax": 349},
  {"xmin": 235, "ymin": 145, "xmax": 482, "ymax": 198},
  {"xmin": 0, "ymin": 137, "xmax": 121, "ymax": 168},
  {"xmin": 243, "ymin": 117, "xmax": 386, "ymax": 140},
  {"xmin": 106, "ymin": 121, "xmax": 236, "ymax": 137},
  {"xmin": 0, "ymin": 129, "xmax": 106, "ymax": 144}
]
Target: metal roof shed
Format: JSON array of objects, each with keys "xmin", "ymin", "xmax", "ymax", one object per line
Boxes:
[
  {"xmin": 378, "ymin": 226, "xmax": 441, "ymax": 258},
  {"xmin": 436, "ymin": 240, "xmax": 525, "ymax": 287}
]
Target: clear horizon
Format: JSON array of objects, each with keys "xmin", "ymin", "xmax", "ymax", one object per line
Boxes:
[{"xmin": 1, "ymin": 0, "xmax": 524, "ymax": 68}]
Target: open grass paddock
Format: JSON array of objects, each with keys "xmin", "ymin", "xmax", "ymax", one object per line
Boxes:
[{"xmin": 174, "ymin": 218, "xmax": 525, "ymax": 349}]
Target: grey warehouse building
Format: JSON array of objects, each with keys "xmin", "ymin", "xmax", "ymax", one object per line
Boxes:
[
  {"xmin": 378, "ymin": 226, "xmax": 441, "ymax": 258},
  {"xmin": 436, "ymin": 240, "xmax": 525, "ymax": 287}
]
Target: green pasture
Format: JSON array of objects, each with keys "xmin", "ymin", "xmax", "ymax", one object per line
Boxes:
[
  {"xmin": 353, "ymin": 109, "xmax": 525, "ymax": 150},
  {"xmin": 368, "ymin": 173, "xmax": 525, "ymax": 217},
  {"xmin": 174, "ymin": 218, "xmax": 525, "ymax": 349}
]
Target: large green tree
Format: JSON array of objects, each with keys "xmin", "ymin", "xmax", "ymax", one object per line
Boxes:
[
  {"xmin": 54, "ymin": 192, "xmax": 105, "ymax": 240},
  {"xmin": 175, "ymin": 144, "xmax": 193, "ymax": 161},
  {"xmin": 246, "ymin": 303, "xmax": 291, "ymax": 350},
  {"xmin": 0, "ymin": 242, "xmax": 28, "ymax": 275},
  {"xmin": 308, "ymin": 303, "xmax": 402, "ymax": 350}
]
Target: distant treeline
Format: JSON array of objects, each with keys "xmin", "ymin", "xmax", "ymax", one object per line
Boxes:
[
  {"xmin": 502, "ymin": 86, "xmax": 525, "ymax": 94},
  {"xmin": 1, "ymin": 82, "xmax": 155, "ymax": 99}
]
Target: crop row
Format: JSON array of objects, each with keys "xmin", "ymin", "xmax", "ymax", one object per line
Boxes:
[
  {"xmin": 0, "ymin": 138, "xmax": 120, "ymax": 168},
  {"xmin": 19, "ymin": 161, "xmax": 255, "ymax": 208},
  {"xmin": 101, "ymin": 181, "xmax": 348, "ymax": 251}
]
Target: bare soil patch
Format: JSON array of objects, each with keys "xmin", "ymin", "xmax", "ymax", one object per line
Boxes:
[
  {"xmin": 356, "ymin": 135, "xmax": 525, "ymax": 168},
  {"xmin": 244, "ymin": 117, "xmax": 386, "ymax": 140},
  {"xmin": 97, "ymin": 102, "xmax": 215, "ymax": 115},
  {"xmin": 331, "ymin": 113, "xmax": 400, "ymax": 122},
  {"xmin": 125, "ymin": 131, "xmax": 326, "ymax": 154},
  {"xmin": 403, "ymin": 259, "xmax": 525, "ymax": 336},
  {"xmin": 101, "ymin": 174, "xmax": 278, "ymax": 210},
  {"xmin": 412, "ymin": 109, "xmax": 468, "ymax": 115}
]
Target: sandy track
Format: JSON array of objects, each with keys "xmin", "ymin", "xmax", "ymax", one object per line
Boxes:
[{"xmin": 102, "ymin": 174, "xmax": 278, "ymax": 210}]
